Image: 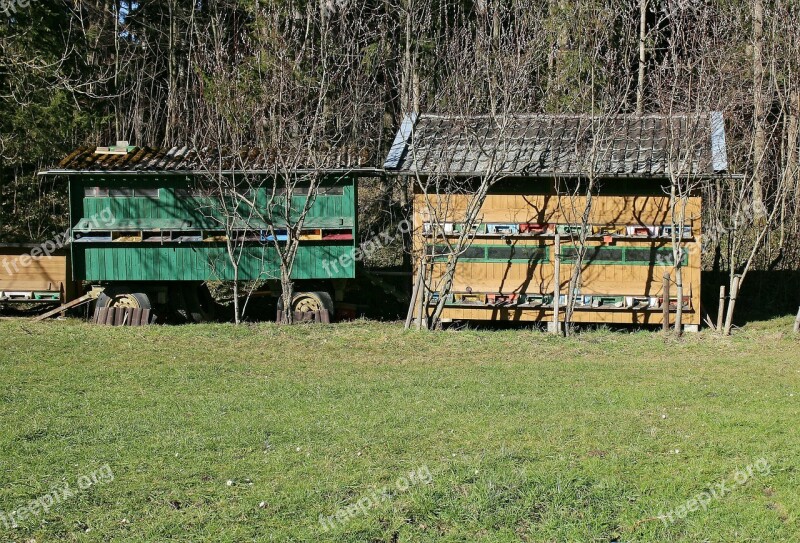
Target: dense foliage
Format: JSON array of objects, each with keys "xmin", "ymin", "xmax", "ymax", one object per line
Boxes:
[{"xmin": 1, "ymin": 0, "xmax": 798, "ymax": 275}]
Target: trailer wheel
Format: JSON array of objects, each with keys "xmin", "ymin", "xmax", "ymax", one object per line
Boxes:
[
  {"xmin": 96, "ymin": 288, "xmax": 152, "ymax": 310},
  {"xmin": 278, "ymin": 291, "xmax": 335, "ymax": 317}
]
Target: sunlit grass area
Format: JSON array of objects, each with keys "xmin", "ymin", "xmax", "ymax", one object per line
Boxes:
[{"xmin": 1, "ymin": 317, "xmax": 798, "ymax": 542}]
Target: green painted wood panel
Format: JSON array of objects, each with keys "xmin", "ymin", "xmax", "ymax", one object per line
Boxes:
[
  {"xmin": 69, "ymin": 175, "xmax": 357, "ymax": 282},
  {"xmin": 77, "ymin": 178, "xmax": 354, "ymax": 226},
  {"xmin": 75, "ymin": 244, "xmax": 355, "ymax": 281}
]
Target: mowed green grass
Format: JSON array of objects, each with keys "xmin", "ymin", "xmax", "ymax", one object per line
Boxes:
[{"xmin": 0, "ymin": 318, "xmax": 799, "ymax": 542}]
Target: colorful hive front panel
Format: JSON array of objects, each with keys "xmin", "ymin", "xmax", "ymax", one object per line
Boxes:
[{"xmin": 413, "ymin": 190, "xmax": 701, "ymax": 326}]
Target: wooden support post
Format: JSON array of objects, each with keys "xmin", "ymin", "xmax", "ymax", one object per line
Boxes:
[
  {"xmin": 416, "ymin": 261, "xmax": 427, "ymax": 331},
  {"xmin": 406, "ymin": 264, "xmax": 424, "ymax": 330},
  {"xmin": 723, "ymin": 276, "xmax": 740, "ymax": 336},
  {"xmin": 716, "ymin": 285, "xmax": 726, "ymax": 333},
  {"xmin": 552, "ymin": 233, "xmax": 561, "ymax": 335},
  {"xmin": 793, "ymin": 307, "xmax": 800, "ymax": 334},
  {"xmin": 662, "ymin": 273, "xmax": 670, "ymax": 333}
]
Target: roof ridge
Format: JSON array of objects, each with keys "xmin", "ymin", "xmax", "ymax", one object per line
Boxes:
[{"xmin": 418, "ymin": 112, "xmax": 713, "ymax": 120}]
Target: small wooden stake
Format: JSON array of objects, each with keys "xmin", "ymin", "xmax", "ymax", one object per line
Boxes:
[
  {"xmin": 723, "ymin": 276, "xmax": 740, "ymax": 336},
  {"xmin": 716, "ymin": 285, "xmax": 726, "ymax": 333},
  {"xmin": 552, "ymin": 233, "xmax": 561, "ymax": 335},
  {"xmin": 662, "ymin": 273, "xmax": 670, "ymax": 333}
]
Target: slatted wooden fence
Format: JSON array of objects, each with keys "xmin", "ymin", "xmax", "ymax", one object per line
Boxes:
[
  {"xmin": 276, "ymin": 310, "xmax": 331, "ymax": 324},
  {"xmin": 91, "ymin": 306, "xmax": 153, "ymax": 326}
]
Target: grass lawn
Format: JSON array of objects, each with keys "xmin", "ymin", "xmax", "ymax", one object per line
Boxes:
[{"xmin": 0, "ymin": 317, "xmax": 798, "ymax": 542}]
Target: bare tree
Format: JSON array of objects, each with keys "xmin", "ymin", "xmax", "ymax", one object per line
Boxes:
[
  {"xmin": 403, "ymin": 2, "xmax": 546, "ymax": 330},
  {"xmin": 190, "ymin": 0, "xmax": 377, "ymax": 324}
]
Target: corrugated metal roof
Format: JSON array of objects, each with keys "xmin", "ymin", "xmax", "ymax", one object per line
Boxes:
[
  {"xmin": 51, "ymin": 145, "xmax": 374, "ymax": 173},
  {"xmin": 386, "ymin": 113, "xmax": 728, "ymax": 177}
]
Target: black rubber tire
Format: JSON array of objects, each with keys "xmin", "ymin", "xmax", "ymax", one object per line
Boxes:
[
  {"xmin": 277, "ymin": 291, "xmax": 335, "ymax": 317},
  {"xmin": 96, "ymin": 288, "xmax": 152, "ymax": 310},
  {"xmin": 95, "ymin": 292, "xmax": 111, "ymax": 308}
]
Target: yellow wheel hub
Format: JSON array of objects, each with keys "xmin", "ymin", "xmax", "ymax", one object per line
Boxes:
[
  {"xmin": 110, "ymin": 294, "xmax": 141, "ymax": 309},
  {"xmin": 292, "ymin": 294, "xmax": 323, "ymax": 313}
]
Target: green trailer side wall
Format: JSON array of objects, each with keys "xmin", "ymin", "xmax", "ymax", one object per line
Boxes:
[
  {"xmin": 72, "ymin": 244, "xmax": 353, "ymax": 281},
  {"xmin": 68, "ymin": 175, "xmax": 357, "ymax": 282},
  {"xmin": 76, "ymin": 178, "xmax": 356, "ymax": 227}
]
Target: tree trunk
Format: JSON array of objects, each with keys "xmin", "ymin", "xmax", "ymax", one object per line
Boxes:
[
  {"xmin": 552, "ymin": 233, "xmax": 561, "ymax": 335},
  {"xmin": 563, "ymin": 181, "xmax": 595, "ymax": 335},
  {"xmin": 723, "ymin": 275, "xmax": 740, "ymax": 336},
  {"xmin": 636, "ymin": 0, "xmax": 647, "ymax": 115},
  {"xmin": 674, "ymin": 264, "xmax": 683, "ymax": 337},
  {"xmin": 401, "ymin": 4, "xmax": 415, "ymax": 113},
  {"xmin": 281, "ymin": 268, "xmax": 294, "ymax": 325},
  {"xmin": 752, "ymin": 0, "xmax": 766, "ymax": 218},
  {"xmin": 788, "ymin": 90, "xmax": 799, "ymax": 222},
  {"xmin": 165, "ymin": 0, "xmax": 178, "ymax": 145},
  {"xmin": 427, "ymin": 179, "xmax": 493, "ymax": 329},
  {"xmin": 662, "ymin": 272, "xmax": 670, "ymax": 334},
  {"xmin": 547, "ymin": 0, "xmax": 570, "ymax": 107},
  {"xmin": 232, "ymin": 266, "xmax": 241, "ymax": 325}
]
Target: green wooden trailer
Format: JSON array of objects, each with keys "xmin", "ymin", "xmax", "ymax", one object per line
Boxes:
[{"xmin": 41, "ymin": 144, "xmax": 378, "ymax": 321}]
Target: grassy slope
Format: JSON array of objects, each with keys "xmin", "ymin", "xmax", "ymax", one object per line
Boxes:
[{"xmin": 0, "ymin": 318, "xmax": 798, "ymax": 542}]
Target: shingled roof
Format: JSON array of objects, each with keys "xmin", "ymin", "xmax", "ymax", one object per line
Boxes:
[
  {"xmin": 47, "ymin": 145, "xmax": 375, "ymax": 174},
  {"xmin": 384, "ymin": 112, "xmax": 729, "ymax": 178}
]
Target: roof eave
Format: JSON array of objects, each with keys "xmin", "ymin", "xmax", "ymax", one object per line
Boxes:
[
  {"xmin": 38, "ymin": 168, "xmax": 385, "ymax": 177},
  {"xmin": 390, "ymin": 170, "xmax": 742, "ymax": 180}
]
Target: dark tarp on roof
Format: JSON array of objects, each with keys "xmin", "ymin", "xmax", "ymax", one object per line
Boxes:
[
  {"xmin": 52, "ymin": 145, "xmax": 374, "ymax": 173},
  {"xmin": 385, "ymin": 113, "xmax": 729, "ymax": 178}
]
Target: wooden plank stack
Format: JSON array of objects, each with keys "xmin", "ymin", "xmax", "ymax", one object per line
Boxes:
[
  {"xmin": 276, "ymin": 310, "xmax": 331, "ymax": 324},
  {"xmin": 91, "ymin": 306, "xmax": 153, "ymax": 326}
]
